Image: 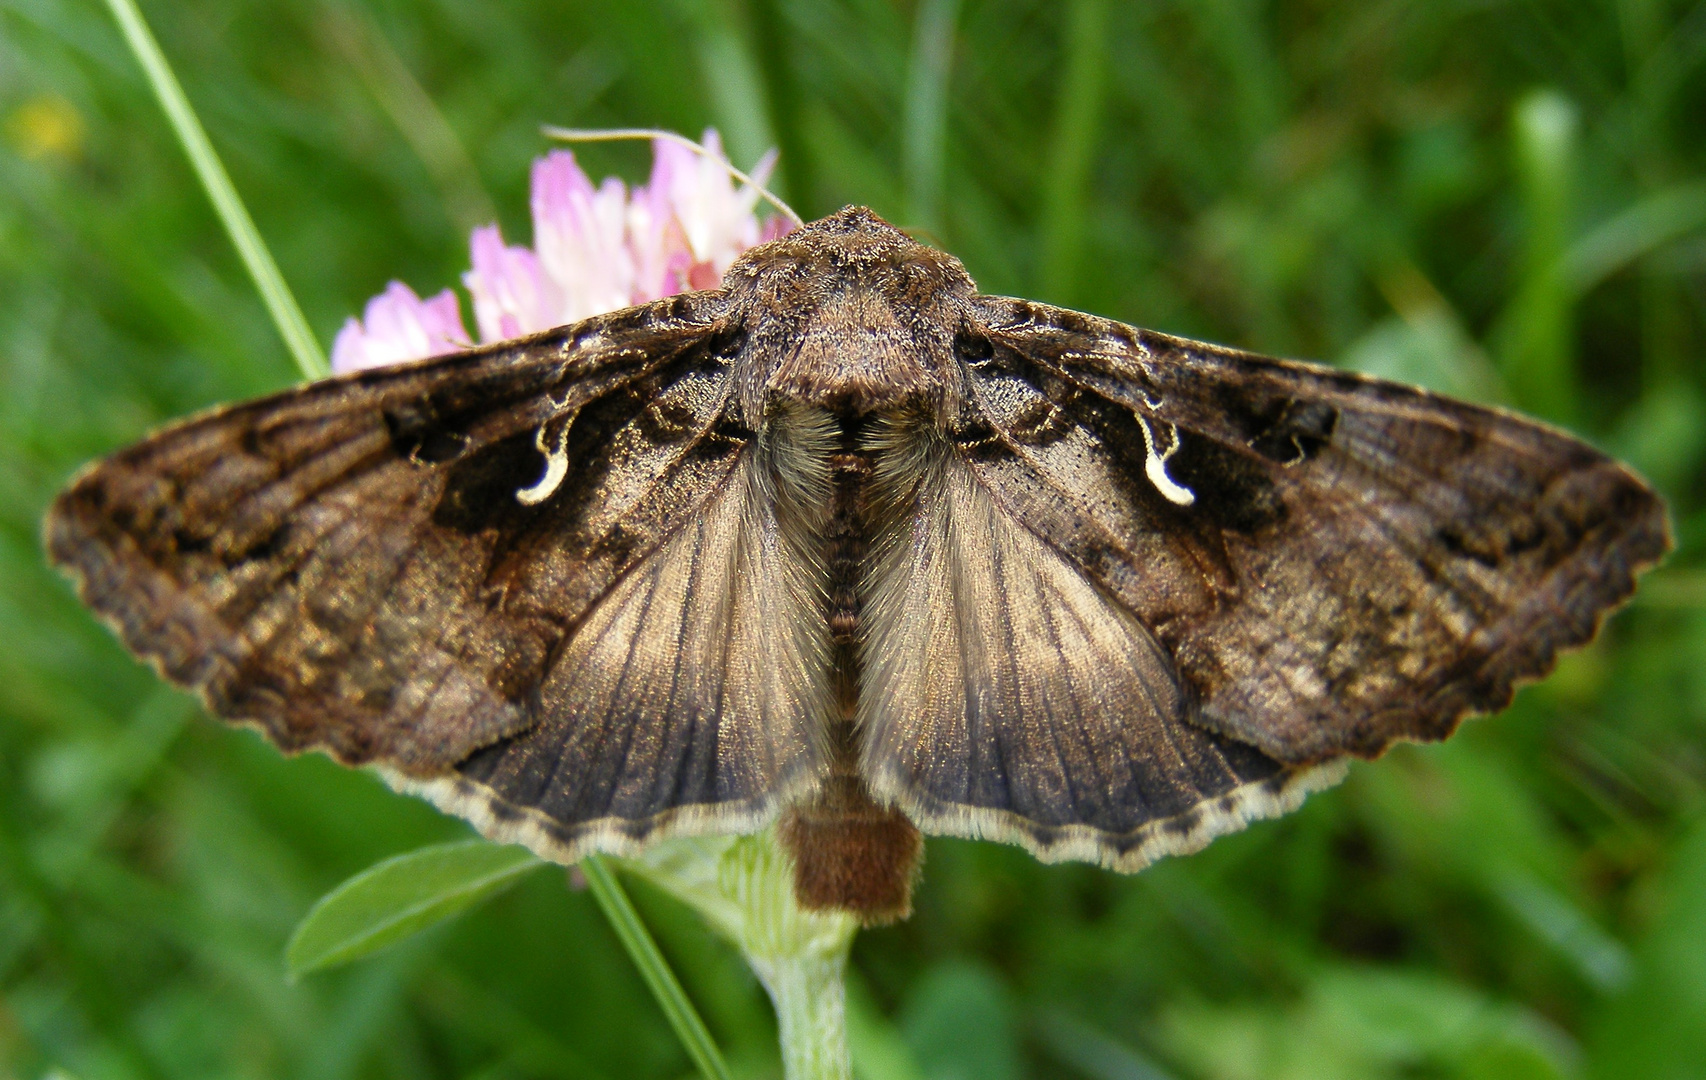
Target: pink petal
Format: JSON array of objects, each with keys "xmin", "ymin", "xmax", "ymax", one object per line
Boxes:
[
  {"xmin": 329, "ymin": 318, "xmax": 369, "ymax": 373},
  {"xmin": 624, "ymin": 130, "xmax": 779, "ymax": 299},
  {"xmin": 747, "ymin": 147, "xmax": 780, "ymax": 191},
  {"xmin": 463, "ymin": 224, "xmax": 553, "ymax": 342},
  {"xmin": 628, "ymin": 149, "xmax": 688, "ymax": 302},
  {"xmin": 531, "ymin": 150, "xmax": 635, "ymax": 322},
  {"xmin": 329, "ymin": 281, "xmax": 471, "ymax": 373},
  {"xmin": 415, "ymin": 289, "xmax": 472, "ymax": 348},
  {"xmin": 660, "ymin": 129, "xmax": 765, "ymax": 275},
  {"xmin": 686, "ymin": 261, "xmax": 720, "ymax": 290}
]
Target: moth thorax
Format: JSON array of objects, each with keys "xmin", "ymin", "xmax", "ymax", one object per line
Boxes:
[{"xmin": 763, "ymin": 287, "xmax": 950, "ymax": 415}]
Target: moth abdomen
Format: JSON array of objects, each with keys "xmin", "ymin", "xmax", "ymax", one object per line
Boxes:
[{"xmin": 779, "ymin": 776, "xmax": 923, "ymax": 925}]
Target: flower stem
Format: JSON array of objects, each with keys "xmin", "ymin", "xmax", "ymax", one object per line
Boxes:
[
  {"xmin": 748, "ymin": 948, "xmax": 853, "ymax": 1080},
  {"xmin": 102, "ymin": 0, "xmax": 329, "ymax": 380},
  {"xmin": 581, "ymin": 855, "xmax": 734, "ymax": 1080}
]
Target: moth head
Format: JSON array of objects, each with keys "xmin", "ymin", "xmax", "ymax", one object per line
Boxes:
[{"xmin": 723, "ymin": 206, "xmax": 974, "ymax": 417}]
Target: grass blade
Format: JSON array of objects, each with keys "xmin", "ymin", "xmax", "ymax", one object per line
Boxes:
[
  {"xmin": 1562, "ymin": 180, "xmax": 1706, "ymax": 296},
  {"xmin": 1038, "ymin": 0, "xmax": 1110, "ymax": 304},
  {"xmin": 317, "ymin": 5, "xmax": 497, "ymax": 236},
  {"xmin": 1496, "ymin": 89, "xmax": 1579, "ymax": 424},
  {"xmin": 676, "ymin": 0, "xmax": 782, "ymax": 191},
  {"xmin": 101, "ymin": 0, "xmax": 329, "ymax": 380},
  {"xmin": 581, "ymin": 855, "xmax": 733, "ymax": 1080},
  {"xmin": 902, "ymin": 0, "xmax": 962, "ymax": 235}
]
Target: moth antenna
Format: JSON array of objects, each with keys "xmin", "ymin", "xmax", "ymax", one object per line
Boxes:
[{"xmin": 540, "ymin": 126, "xmax": 805, "ymax": 229}]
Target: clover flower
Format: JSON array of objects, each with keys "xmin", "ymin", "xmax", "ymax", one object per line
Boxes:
[{"xmin": 329, "ymin": 129, "xmax": 787, "ymax": 374}]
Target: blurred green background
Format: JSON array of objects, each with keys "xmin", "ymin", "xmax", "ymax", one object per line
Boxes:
[{"xmin": 4, "ymin": 0, "xmax": 1706, "ymax": 1077}]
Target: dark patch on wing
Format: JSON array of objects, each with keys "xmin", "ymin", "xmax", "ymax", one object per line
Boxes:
[
  {"xmin": 1165, "ymin": 429, "xmax": 1287, "ymax": 534},
  {"xmin": 953, "ymin": 326, "xmax": 996, "ymax": 368},
  {"xmin": 384, "ymin": 402, "xmax": 473, "ymax": 465},
  {"xmin": 639, "ymin": 398, "xmax": 700, "ymax": 442},
  {"xmin": 1051, "ymin": 387, "xmax": 1285, "ymax": 535},
  {"xmin": 950, "ymin": 415, "xmax": 1012, "ymax": 462},
  {"xmin": 690, "ymin": 411, "xmax": 757, "ymax": 458},
  {"xmin": 1209, "ymin": 382, "xmax": 1340, "ymax": 464},
  {"xmin": 432, "ymin": 346, "xmax": 743, "ymax": 543},
  {"xmin": 433, "ymin": 431, "xmax": 550, "ymax": 534},
  {"xmin": 1251, "ymin": 400, "xmax": 1337, "ymax": 464}
]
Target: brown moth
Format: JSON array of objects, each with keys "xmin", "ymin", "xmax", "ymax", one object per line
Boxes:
[{"xmin": 45, "ymin": 206, "xmax": 1670, "ymax": 924}]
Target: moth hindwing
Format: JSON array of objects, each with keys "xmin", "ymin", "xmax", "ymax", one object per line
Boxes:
[{"xmin": 46, "ymin": 206, "xmax": 1670, "ymax": 924}]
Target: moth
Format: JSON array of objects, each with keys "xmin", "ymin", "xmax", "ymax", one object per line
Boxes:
[{"xmin": 46, "ymin": 206, "xmax": 1669, "ymax": 924}]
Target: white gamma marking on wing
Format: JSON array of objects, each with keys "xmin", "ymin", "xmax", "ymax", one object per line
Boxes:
[
  {"xmin": 516, "ymin": 420, "xmax": 569, "ymax": 505},
  {"xmin": 1136, "ymin": 412, "xmax": 1195, "ymax": 506}
]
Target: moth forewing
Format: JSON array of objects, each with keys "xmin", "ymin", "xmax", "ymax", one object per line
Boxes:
[
  {"xmin": 970, "ymin": 304, "xmax": 1671, "ymax": 763},
  {"xmin": 46, "ymin": 206, "xmax": 1670, "ymax": 925}
]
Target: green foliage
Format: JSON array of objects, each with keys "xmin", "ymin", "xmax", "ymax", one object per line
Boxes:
[
  {"xmin": 1159, "ymin": 965, "xmax": 1579, "ymax": 1080},
  {"xmin": 4, "ymin": 0, "xmax": 1706, "ymax": 1078},
  {"xmin": 896, "ymin": 961, "xmax": 1018, "ymax": 1080},
  {"xmin": 286, "ymin": 841, "xmax": 542, "ymax": 977}
]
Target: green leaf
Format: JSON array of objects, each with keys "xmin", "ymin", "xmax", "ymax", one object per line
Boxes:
[
  {"xmin": 1159, "ymin": 965, "xmax": 1577, "ymax": 1080},
  {"xmin": 1587, "ymin": 819, "xmax": 1706, "ymax": 1080},
  {"xmin": 286, "ymin": 840, "xmax": 542, "ymax": 978}
]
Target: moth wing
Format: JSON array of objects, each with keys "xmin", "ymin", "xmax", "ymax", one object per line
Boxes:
[
  {"xmin": 856, "ymin": 426, "xmax": 1342, "ymax": 872},
  {"xmin": 963, "ymin": 295, "xmax": 1669, "ymax": 764},
  {"xmin": 46, "ymin": 296, "xmax": 828, "ymax": 858},
  {"xmin": 432, "ymin": 408, "xmax": 837, "ymax": 855}
]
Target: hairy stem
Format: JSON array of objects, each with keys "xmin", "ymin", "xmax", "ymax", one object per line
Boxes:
[{"xmin": 749, "ymin": 943, "xmax": 853, "ymax": 1080}]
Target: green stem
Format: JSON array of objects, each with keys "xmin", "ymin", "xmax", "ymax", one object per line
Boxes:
[
  {"xmin": 581, "ymin": 855, "xmax": 734, "ymax": 1080},
  {"xmin": 102, "ymin": 0, "xmax": 329, "ymax": 380},
  {"xmin": 748, "ymin": 946, "xmax": 853, "ymax": 1080}
]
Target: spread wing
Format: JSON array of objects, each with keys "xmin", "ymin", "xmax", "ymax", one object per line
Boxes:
[
  {"xmin": 45, "ymin": 294, "xmax": 829, "ymax": 859},
  {"xmin": 960, "ymin": 296, "xmax": 1669, "ymax": 763},
  {"xmin": 857, "ymin": 421, "xmax": 1342, "ymax": 872},
  {"xmin": 856, "ymin": 296, "xmax": 1665, "ymax": 872}
]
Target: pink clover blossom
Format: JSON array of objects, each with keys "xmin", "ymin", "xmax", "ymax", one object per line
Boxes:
[{"xmin": 331, "ymin": 130, "xmax": 789, "ymax": 374}]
